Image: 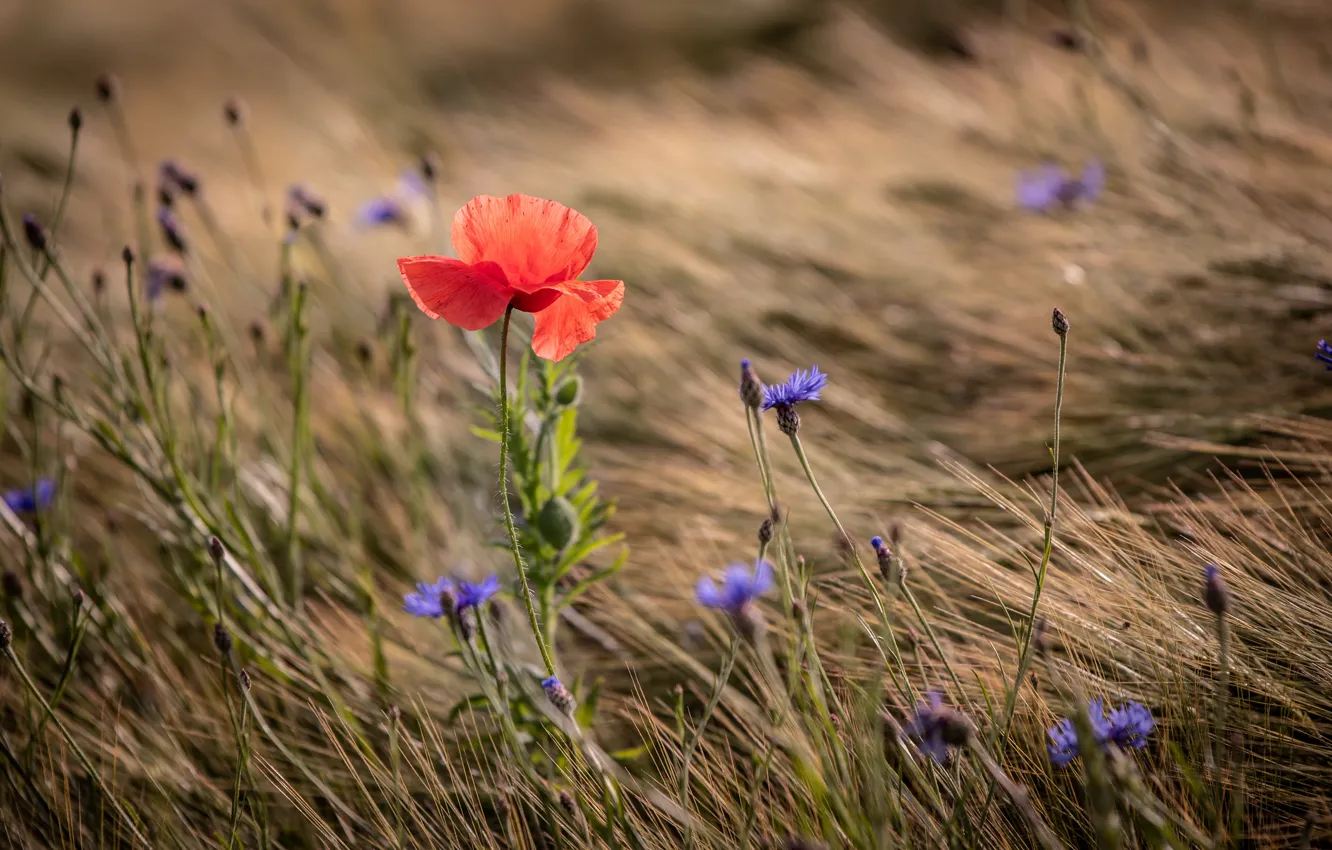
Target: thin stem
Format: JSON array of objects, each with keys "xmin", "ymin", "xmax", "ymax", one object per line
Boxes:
[
  {"xmin": 967, "ymin": 737, "xmax": 1066, "ymax": 850},
  {"xmin": 497, "ymin": 307, "xmax": 556, "ymax": 676},
  {"xmin": 1211, "ymin": 612, "xmax": 1231, "ymax": 829},
  {"xmin": 977, "ymin": 327, "xmax": 1068, "ymax": 821}
]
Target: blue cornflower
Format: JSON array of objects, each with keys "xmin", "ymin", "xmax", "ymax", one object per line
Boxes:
[
  {"xmin": 353, "ymin": 171, "xmax": 428, "ymax": 229},
  {"xmin": 353, "ymin": 197, "xmax": 406, "ymax": 227},
  {"xmin": 1316, "ymin": 340, "xmax": 1332, "ymax": 369},
  {"xmin": 1105, "ymin": 701, "xmax": 1154, "ymax": 749},
  {"xmin": 761, "ymin": 366, "xmax": 828, "ymax": 411},
  {"xmin": 902, "ymin": 691, "xmax": 971, "ymax": 764},
  {"xmin": 455, "ymin": 575, "xmax": 501, "ymax": 611},
  {"xmin": 1017, "ymin": 160, "xmax": 1104, "ymax": 212},
  {"xmin": 696, "ymin": 560, "xmax": 773, "ymax": 615},
  {"xmin": 403, "ymin": 577, "xmax": 454, "ymax": 619},
  {"xmin": 2, "ymin": 480, "xmax": 56, "ymax": 514},
  {"xmin": 1048, "ymin": 698, "xmax": 1153, "ymax": 766}
]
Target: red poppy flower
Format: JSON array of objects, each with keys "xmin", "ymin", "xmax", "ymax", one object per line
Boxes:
[{"xmin": 397, "ymin": 194, "xmax": 624, "ymax": 361}]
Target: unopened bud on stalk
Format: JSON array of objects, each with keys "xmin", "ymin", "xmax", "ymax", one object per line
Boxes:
[
  {"xmin": 758, "ymin": 517, "xmax": 774, "ymax": 547},
  {"xmin": 238, "ymin": 668, "xmax": 251, "ymax": 690},
  {"xmin": 1203, "ymin": 564, "xmax": 1231, "ymax": 616},
  {"xmin": 208, "ymin": 536, "xmax": 225, "ymax": 564},
  {"xmin": 542, "ymin": 675, "xmax": 577, "ymax": 718},
  {"xmin": 21, "ymin": 214, "xmax": 47, "ymax": 251},
  {"xmin": 0, "ymin": 619, "xmax": 11, "ymax": 651},
  {"xmin": 1052, "ymin": 307, "xmax": 1070, "ymax": 337},
  {"xmin": 775, "ymin": 404, "xmax": 800, "ymax": 436},
  {"xmin": 739, "ymin": 358, "xmax": 765, "ymax": 410},
  {"xmin": 95, "ymin": 73, "xmax": 119, "ymax": 104},
  {"xmin": 71, "ymin": 586, "xmax": 84, "ymax": 609},
  {"xmin": 212, "ymin": 621, "xmax": 233, "ymax": 656},
  {"xmin": 68, "ymin": 107, "xmax": 83, "ymax": 133}
]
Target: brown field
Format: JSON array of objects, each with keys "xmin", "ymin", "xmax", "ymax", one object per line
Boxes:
[{"xmin": 4, "ymin": 0, "xmax": 1332, "ymax": 845}]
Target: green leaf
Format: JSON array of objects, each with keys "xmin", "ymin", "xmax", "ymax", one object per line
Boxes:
[
  {"xmin": 536, "ymin": 496, "xmax": 580, "ymax": 550},
  {"xmin": 469, "ymin": 426, "xmax": 502, "ymax": 444},
  {"xmin": 559, "ymin": 546, "xmax": 629, "ymax": 608}
]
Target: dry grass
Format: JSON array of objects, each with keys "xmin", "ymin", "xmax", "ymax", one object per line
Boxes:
[{"xmin": 3, "ymin": 0, "xmax": 1332, "ymax": 846}]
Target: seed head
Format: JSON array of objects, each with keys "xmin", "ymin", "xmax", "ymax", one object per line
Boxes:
[
  {"xmin": 0, "ymin": 619, "xmax": 11, "ymax": 651},
  {"xmin": 22, "ymin": 214, "xmax": 47, "ymax": 251},
  {"xmin": 212, "ymin": 621, "xmax": 233, "ymax": 656},
  {"xmin": 1052, "ymin": 307, "xmax": 1070, "ymax": 337},
  {"xmin": 2, "ymin": 570, "xmax": 22, "ymax": 601},
  {"xmin": 1203, "ymin": 564, "xmax": 1231, "ymax": 616},
  {"xmin": 758, "ymin": 517, "xmax": 774, "ymax": 546},
  {"xmin": 68, "ymin": 107, "xmax": 83, "ymax": 134},
  {"xmin": 542, "ymin": 675, "xmax": 577, "ymax": 718},
  {"xmin": 223, "ymin": 97, "xmax": 244, "ymax": 126},
  {"xmin": 739, "ymin": 358, "xmax": 765, "ymax": 410},
  {"xmin": 95, "ymin": 73, "xmax": 119, "ymax": 103}
]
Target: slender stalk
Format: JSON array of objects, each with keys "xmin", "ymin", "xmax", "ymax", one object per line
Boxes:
[
  {"xmin": 1211, "ymin": 611, "xmax": 1231, "ymax": 840},
  {"xmin": 36, "ymin": 117, "xmax": 81, "ymax": 281},
  {"xmin": 497, "ymin": 306, "xmax": 556, "ymax": 675},
  {"xmin": 976, "ymin": 318, "xmax": 1069, "ymax": 825},
  {"xmin": 967, "ymin": 737, "xmax": 1066, "ymax": 850},
  {"xmin": 679, "ymin": 634, "xmax": 740, "ymax": 849}
]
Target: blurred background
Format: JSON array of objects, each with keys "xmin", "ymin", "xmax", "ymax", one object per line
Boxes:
[{"xmin": 3, "ymin": 0, "xmax": 1332, "ymax": 584}]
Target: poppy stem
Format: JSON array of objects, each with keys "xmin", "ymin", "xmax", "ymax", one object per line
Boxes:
[{"xmin": 497, "ymin": 305, "xmax": 557, "ymax": 677}]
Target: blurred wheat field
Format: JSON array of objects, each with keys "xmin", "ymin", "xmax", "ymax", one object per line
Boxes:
[{"xmin": 3, "ymin": 0, "xmax": 1332, "ymax": 846}]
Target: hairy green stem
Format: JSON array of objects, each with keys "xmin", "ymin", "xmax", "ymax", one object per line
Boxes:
[{"xmin": 497, "ymin": 307, "xmax": 556, "ymax": 676}]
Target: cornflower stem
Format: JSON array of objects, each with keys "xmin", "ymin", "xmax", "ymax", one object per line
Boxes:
[
  {"xmin": 1211, "ymin": 611, "xmax": 1231, "ymax": 827},
  {"xmin": 24, "ymin": 603, "xmax": 89, "ymax": 760},
  {"xmin": 679, "ymin": 633, "xmax": 740, "ymax": 850},
  {"xmin": 966, "ymin": 737, "xmax": 1066, "ymax": 850},
  {"xmin": 745, "ymin": 408, "xmax": 793, "ymax": 612},
  {"xmin": 787, "ymin": 432, "xmax": 892, "ymax": 632},
  {"xmin": 284, "ymin": 283, "xmax": 310, "ymax": 610},
  {"xmin": 497, "ymin": 306, "xmax": 556, "ymax": 676},
  {"xmin": 36, "ymin": 120, "xmax": 80, "ymax": 281},
  {"xmin": 976, "ymin": 322, "xmax": 1068, "ymax": 826},
  {"xmin": 3, "ymin": 644, "xmax": 153, "ymax": 848}
]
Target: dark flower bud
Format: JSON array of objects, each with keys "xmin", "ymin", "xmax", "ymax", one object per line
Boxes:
[
  {"xmin": 71, "ymin": 586, "xmax": 84, "ymax": 609},
  {"xmin": 157, "ymin": 186, "xmax": 174, "ymax": 208},
  {"xmin": 0, "ymin": 619, "xmax": 11, "ymax": 650},
  {"xmin": 542, "ymin": 675, "xmax": 577, "ymax": 718},
  {"xmin": 223, "ymin": 97, "xmax": 244, "ymax": 126},
  {"xmin": 557, "ymin": 789, "xmax": 585, "ymax": 831},
  {"xmin": 68, "ymin": 107, "xmax": 83, "ymax": 134},
  {"xmin": 157, "ymin": 208, "xmax": 188, "ymax": 254},
  {"xmin": 739, "ymin": 358, "xmax": 765, "ymax": 410},
  {"xmin": 121, "ymin": 245, "xmax": 135, "ymax": 266},
  {"xmin": 22, "ymin": 214, "xmax": 47, "ymax": 251},
  {"xmin": 95, "ymin": 73, "xmax": 119, "ymax": 104},
  {"xmin": 208, "ymin": 536, "xmax": 225, "ymax": 564},
  {"xmin": 1203, "ymin": 564, "xmax": 1230, "ymax": 616},
  {"xmin": 248, "ymin": 322, "xmax": 265, "ymax": 344},
  {"xmin": 457, "ymin": 607, "xmax": 475, "ymax": 642},
  {"xmin": 776, "ymin": 404, "xmax": 800, "ymax": 436},
  {"xmin": 2, "ymin": 570, "xmax": 22, "ymax": 601},
  {"xmin": 758, "ymin": 517, "xmax": 774, "ymax": 546},
  {"xmin": 792, "ymin": 598, "xmax": 805, "ymax": 619},
  {"xmin": 419, "ymin": 152, "xmax": 441, "ymax": 183},
  {"xmin": 1052, "ymin": 307, "xmax": 1070, "ymax": 337},
  {"xmin": 213, "ymin": 621, "xmax": 233, "ymax": 656},
  {"xmin": 238, "ymin": 668, "xmax": 251, "ymax": 690},
  {"xmin": 1031, "ymin": 616, "xmax": 1050, "ymax": 654},
  {"xmin": 355, "ymin": 340, "xmax": 373, "ymax": 366},
  {"xmin": 91, "ymin": 268, "xmax": 106, "ymax": 294},
  {"xmin": 870, "ymin": 535, "xmax": 901, "ymax": 586}
]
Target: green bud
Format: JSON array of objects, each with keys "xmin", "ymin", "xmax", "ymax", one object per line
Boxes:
[
  {"xmin": 554, "ymin": 376, "xmax": 583, "ymax": 408},
  {"xmin": 536, "ymin": 496, "xmax": 580, "ymax": 550}
]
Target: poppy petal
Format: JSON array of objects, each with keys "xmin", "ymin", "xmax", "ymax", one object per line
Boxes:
[
  {"xmin": 397, "ymin": 255, "xmax": 512, "ymax": 330},
  {"xmin": 452, "ymin": 194, "xmax": 598, "ymax": 292},
  {"xmin": 530, "ymin": 279, "xmax": 624, "ymax": 361}
]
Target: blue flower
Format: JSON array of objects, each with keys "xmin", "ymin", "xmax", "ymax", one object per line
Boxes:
[
  {"xmin": 1105, "ymin": 701, "xmax": 1154, "ymax": 750},
  {"xmin": 403, "ymin": 577, "xmax": 454, "ymax": 619},
  {"xmin": 761, "ymin": 366, "xmax": 828, "ymax": 411},
  {"xmin": 455, "ymin": 575, "xmax": 501, "ymax": 611},
  {"xmin": 353, "ymin": 197, "xmax": 406, "ymax": 228},
  {"xmin": 1316, "ymin": 340, "xmax": 1332, "ymax": 369},
  {"xmin": 1017, "ymin": 160, "xmax": 1104, "ymax": 212},
  {"xmin": 696, "ymin": 560, "xmax": 773, "ymax": 614},
  {"xmin": 1048, "ymin": 698, "xmax": 1152, "ymax": 766},
  {"xmin": 903, "ymin": 691, "xmax": 955, "ymax": 764},
  {"xmin": 3, "ymin": 480, "xmax": 55, "ymax": 514}
]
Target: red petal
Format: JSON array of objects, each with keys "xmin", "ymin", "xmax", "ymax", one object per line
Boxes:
[
  {"xmin": 397, "ymin": 255, "xmax": 513, "ymax": 330},
  {"xmin": 452, "ymin": 194, "xmax": 598, "ymax": 293},
  {"xmin": 530, "ymin": 279, "xmax": 624, "ymax": 361}
]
